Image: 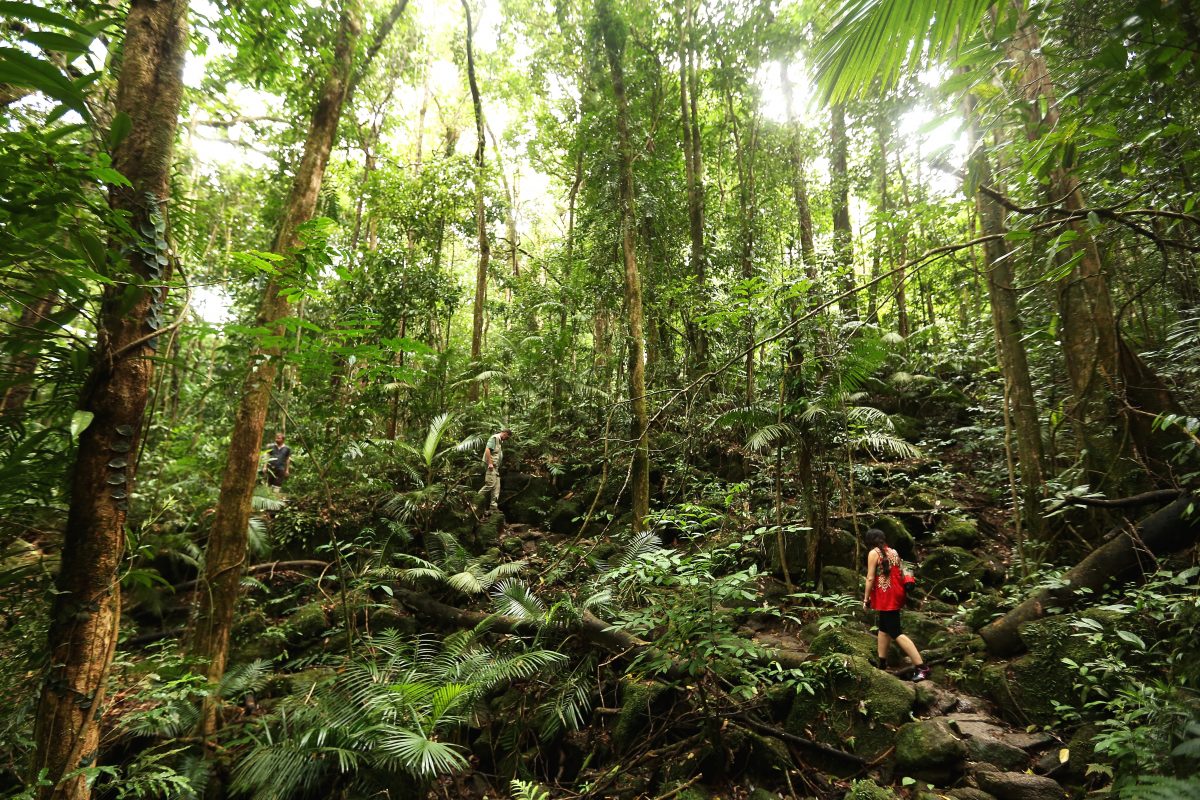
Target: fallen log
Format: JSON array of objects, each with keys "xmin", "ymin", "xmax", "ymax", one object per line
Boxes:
[{"xmin": 980, "ymin": 494, "xmax": 1200, "ymax": 656}]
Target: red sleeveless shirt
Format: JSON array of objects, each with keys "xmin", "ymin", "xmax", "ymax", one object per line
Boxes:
[{"xmin": 869, "ymin": 546, "xmax": 907, "ymax": 611}]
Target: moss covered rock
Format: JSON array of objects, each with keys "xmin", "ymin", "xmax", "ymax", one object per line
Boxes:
[
  {"xmin": 822, "ymin": 565, "xmax": 861, "ymax": 595},
  {"xmin": 285, "ymin": 601, "xmax": 328, "ymax": 641},
  {"xmin": 938, "ymin": 517, "xmax": 981, "ymax": 548},
  {"xmin": 873, "ymin": 515, "xmax": 917, "ymax": 559},
  {"xmin": 547, "ymin": 498, "xmax": 583, "ymax": 535},
  {"xmin": 984, "ymin": 609, "xmax": 1135, "ymax": 725},
  {"xmin": 786, "ymin": 655, "xmax": 916, "ymax": 764},
  {"xmin": 811, "ymin": 626, "xmax": 878, "ymax": 661},
  {"xmin": 612, "ymin": 678, "xmax": 671, "ymax": 753},
  {"xmin": 919, "ymin": 546, "xmax": 985, "ymax": 600},
  {"xmin": 896, "ymin": 718, "xmax": 967, "ymax": 771},
  {"xmin": 845, "ymin": 779, "xmax": 898, "ymax": 800}
]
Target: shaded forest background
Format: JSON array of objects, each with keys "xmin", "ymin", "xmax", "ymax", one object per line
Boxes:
[{"xmin": 1, "ymin": 0, "xmax": 1199, "ymax": 798}]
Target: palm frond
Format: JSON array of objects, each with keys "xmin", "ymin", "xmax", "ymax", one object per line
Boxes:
[
  {"xmin": 423, "ymin": 412, "xmax": 453, "ymax": 468},
  {"xmin": 846, "ymin": 406, "xmax": 892, "ymax": 428},
  {"xmin": 814, "ymin": 0, "xmax": 999, "ymax": 103},
  {"xmin": 376, "ymin": 729, "xmax": 468, "ymax": 777},
  {"xmin": 611, "ymin": 531, "xmax": 664, "ymax": 570},
  {"xmin": 856, "ymin": 432, "xmax": 921, "ymax": 459},
  {"xmin": 746, "ymin": 422, "xmax": 797, "ymax": 452},
  {"xmin": 491, "ymin": 578, "xmax": 545, "ymax": 620},
  {"xmin": 446, "ymin": 568, "xmax": 487, "ymax": 594}
]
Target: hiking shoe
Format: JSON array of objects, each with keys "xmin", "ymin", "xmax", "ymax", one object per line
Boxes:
[{"xmin": 912, "ymin": 664, "xmax": 931, "ymax": 682}]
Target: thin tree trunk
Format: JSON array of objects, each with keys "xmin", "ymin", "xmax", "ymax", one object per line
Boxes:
[
  {"xmin": 189, "ymin": 0, "xmax": 364, "ymax": 742},
  {"xmin": 1, "ymin": 290, "xmax": 58, "ymax": 417},
  {"xmin": 463, "ymin": 0, "xmax": 489, "ymax": 402},
  {"xmin": 829, "ymin": 104, "xmax": 857, "ymax": 320},
  {"xmin": 727, "ymin": 89, "xmax": 758, "ymax": 404},
  {"xmin": 32, "ymin": 1, "xmax": 188, "ymax": 797},
  {"xmin": 868, "ymin": 113, "xmax": 889, "ymax": 323},
  {"xmin": 598, "ymin": 0, "xmax": 650, "ymax": 532},
  {"xmin": 678, "ymin": 0, "xmax": 706, "ymax": 371}
]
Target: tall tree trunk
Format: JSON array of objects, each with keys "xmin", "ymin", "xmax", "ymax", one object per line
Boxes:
[
  {"xmin": 829, "ymin": 104, "xmax": 857, "ymax": 319},
  {"xmin": 1, "ymin": 289, "xmax": 58, "ymax": 417},
  {"xmin": 780, "ymin": 62, "xmax": 816, "ymax": 280},
  {"xmin": 1007, "ymin": 8, "xmax": 1158, "ymax": 495},
  {"xmin": 868, "ymin": 111, "xmax": 890, "ymax": 323},
  {"xmin": 189, "ymin": 0, "xmax": 363, "ymax": 742},
  {"xmin": 32, "ymin": 1, "xmax": 188, "ymax": 797},
  {"xmin": 598, "ymin": 0, "xmax": 650, "ymax": 532},
  {"xmin": 964, "ymin": 96, "xmax": 1045, "ymax": 541},
  {"xmin": 727, "ymin": 89, "xmax": 758, "ymax": 404},
  {"xmin": 463, "ymin": 0, "xmax": 490, "ymax": 402},
  {"xmin": 677, "ymin": 0, "xmax": 706, "ymax": 372}
]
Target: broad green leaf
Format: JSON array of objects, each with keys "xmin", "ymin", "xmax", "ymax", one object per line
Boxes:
[{"xmin": 70, "ymin": 410, "xmax": 94, "ymax": 439}]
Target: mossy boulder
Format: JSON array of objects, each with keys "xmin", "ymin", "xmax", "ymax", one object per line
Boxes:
[
  {"xmin": 919, "ymin": 546, "xmax": 985, "ymax": 600},
  {"xmin": 896, "ymin": 718, "xmax": 968, "ymax": 773},
  {"xmin": 472, "ymin": 512, "xmax": 505, "ymax": 549},
  {"xmin": 873, "ymin": 515, "xmax": 917, "ymax": 559},
  {"xmin": 891, "ymin": 414, "xmax": 924, "ymax": 442},
  {"xmin": 987, "ymin": 609, "xmax": 1134, "ymax": 725},
  {"xmin": 547, "ymin": 498, "xmax": 584, "ymax": 535},
  {"xmin": 845, "ymin": 779, "xmax": 898, "ymax": 800},
  {"xmin": 822, "ymin": 565, "xmax": 861, "ymax": 595},
  {"xmin": 612, "ymin": 678, "xmax": 672, "ymax": 753},
  {"xmin": 285, "ymin": 601, "xmax": 328, "ymax": 641},
  {"xmin": 811, "ymin": 626, "xmax": 878, "ymax": 661},
  {"xmin": 938, "ymin": 517, "xmax": 981, "ymax": 548},
  {"xmin": 786, "ymin": 655, "xmax": 916, "ymax": 764},
  {"xmin": 501, "ymin": 473, "xmax": 555, "ymax": 525},
  {"xmin": 822, "ymin": 528, "xmax": 861, "ymax": 570}
]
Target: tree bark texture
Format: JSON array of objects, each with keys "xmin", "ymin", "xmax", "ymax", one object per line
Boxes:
[
  {"xmin": 598, "ymin": 0, "xmax": 650, "ymax": 532},
  {"xmin": 979, "ymin": 494, "xmax": 1200, "ymax": 656},
  {"xmin": 464, "ymin": 0, "xmax": 490, "ymax": 401},
  {"xmin": 829, "ymin": 103, "xmax": 857, "ymax": 320},
  {"xmin": 32, "ymin": 1, "xmax": 188, "ymax": 796},
  {"xmin": 189, "ymin": 1, "xmax": 361, "ymax": 741}
]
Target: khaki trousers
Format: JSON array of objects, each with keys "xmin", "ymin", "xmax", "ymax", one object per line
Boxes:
[{"xmin": 483, "ymin": 466, "xmax": 500, "ymax": 507}]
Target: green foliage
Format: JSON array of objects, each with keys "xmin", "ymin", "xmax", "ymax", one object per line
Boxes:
[{"xmin": 232, "ymin": 630, "xmax": 565, "ymax": 799}]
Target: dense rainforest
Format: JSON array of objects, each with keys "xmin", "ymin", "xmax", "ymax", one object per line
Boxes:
[{"xmin": 2, "ymin": 0, "xmax": 1199, "ymax": 798}]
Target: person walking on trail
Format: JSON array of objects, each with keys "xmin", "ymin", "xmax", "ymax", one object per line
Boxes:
[
  {"xmin": 264, "ymin": 431, "xmax": 291, "ymax": 492},
  {"xmin": 481, "ymin": 428, "xmax": 512, "ymax": 512},
  {"xmin": 862, "ymin": 527, "xmax": 930, "ymax": 682}
]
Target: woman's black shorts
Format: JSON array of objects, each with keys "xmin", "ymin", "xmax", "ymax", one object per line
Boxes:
[{"xmin": 877, "ymin": 610, "xmax": 902, "ymax": 638}]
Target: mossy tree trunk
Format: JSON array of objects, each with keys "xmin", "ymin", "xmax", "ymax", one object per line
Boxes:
[{"xmin": 32, "ymin": 1, "xmax": 188, "ymax": 796}]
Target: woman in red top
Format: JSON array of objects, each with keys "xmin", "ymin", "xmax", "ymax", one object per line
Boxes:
[{"xmin": 861, "ymin": 528, "xmax": 930, "ymax": 681}]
